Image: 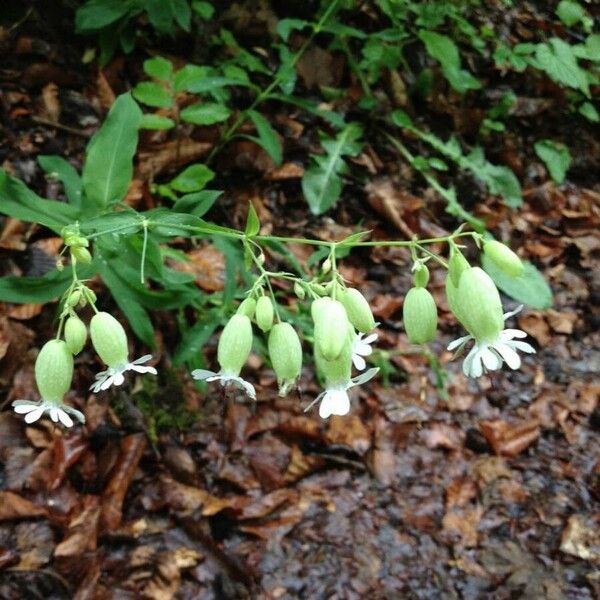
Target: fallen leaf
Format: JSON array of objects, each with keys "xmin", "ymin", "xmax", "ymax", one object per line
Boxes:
[
  {"xmin": 480, "ymin": 419, "xmax": 540, "ymax": 457},
  {"xmin": 560, "ymin": 514, "xmax": 600, "ymax": 563},
  {"xmin": 546, "ymin": 309, "xmax": 577, "ymax": 334},
  {"xmin": 55, "ymin": 495, "xmax": 100, "ymax": 557},
  {"xmin": 325, "ymin": 415, "xmax": 371, "ymax": 455},
  {"xmin": 170, "ymin": 245, "xmax": 225, "ymax": 292},
  {"xmin": 0, "ymin": 491, "xmax": 46, "ymax": 520}
]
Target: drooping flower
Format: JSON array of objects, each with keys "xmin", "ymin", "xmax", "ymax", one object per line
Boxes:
[
  {"xmin": 312, "ymin": 297, "xmax": 350, "ymax": 361},
  {"xmin": 341, "ymin": 288, "xmax": 376, "ymax": 333},
  {"xmin": 403, "ymin": 286, "xmax": 438, "ymax": 344},
  {"xmin": 12, "ymin": 339, "xmax": 85, "ymax": 427},
  {"xmin": 447, "ymin": 266, "xmax": 536, "ymax": 377},
  {"xmin": 192, "ymin": 314, "xmax": 256, "ymax": 398},
  {"xmin": 351, "ymin": 331, "xmax": 378, "ymax": 370},
  {"xmin": 89, "ymin": 312, "xmax": 157, "ymax": 392},
  {"xmin": 268, "ymin": 322, "xmax": 302, "ymax": 396}
]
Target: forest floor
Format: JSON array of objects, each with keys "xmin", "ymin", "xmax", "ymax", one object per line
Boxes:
[{"xmin": 0, "ymin": 2, "xmax": 599, "ymax": 599}]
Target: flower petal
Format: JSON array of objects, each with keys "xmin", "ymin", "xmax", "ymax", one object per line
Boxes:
[
  {"xmin": 362, "ymin": 333, "xmax": 378, "ymax": 345},
  {"xmin": 131, "ymin": 354, "xmax": 153, "ymax": 365},
  {"xmin": 13, "ymin": 402, "xmax": 40, "ymax": 414},
  {"xmin": 463, "ymin": 346, "xmax": 482, "ymax": 377},
  {"xmin": 56, "ymin": 409, "xmax": 74, "ymax": 428},
  {"xmin": 24, "ymin": 406, "xmax": 45, "ymax": 424},
  {"xmin": 503, "ymin": 305, "xmax": 523, "ymax": 321},
  {"xmin": 481, "ymin": 346, "xmax": 502, "ymax": 371},
  {"xmin": 64, "ymin": 406, "xmax": 86, "ymax": 424},
  {"xmin": 507, "ymin": 340, "xmax": 536, "ymax": 354},
  {"xmin": 352, "ymin": 353, "xmax": 366, "ymax": 371},
  {"xmin": 191, "ymin": 369, "xmax": 218, "ymax": 381},
  {"xmin": 129, "ymin": 365, "xmax": 157, "ymax": 375},
  {"xmin": 500, "ymin": 328, "xmax": 528, "ymax": 340},
  {"xmin": 350, "ymin": 367, "xmax": 379, "ymax": 388},
  {"xmin": 319, "ymin": 390, "xmax": 350, "ymax": 418},
  {"xmin": 447, "ymin": 335, "xmax": 473, "ymax": 351},
  {"xmin": 493, "ymin": 342, "xmax": 521, "ymax": 370}
]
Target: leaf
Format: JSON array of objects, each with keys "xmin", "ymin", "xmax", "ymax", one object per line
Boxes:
[
  {"xmin": 482, "ymin": 256, "xmax": 552, "ymax": 309},
  {"xmin": 183, "ymin": 77, "xmax": 250, "ymax": 94},
  {"xmin": 37, "ymin": 155, "xmax": 83, "ymax": 207},
  {"xmin": 419, "ymin": 30, "xmax": 480, "ymax": 92},
  {"xmin": 0, "ymin": 268, "xmax": 81, "ymax": 304},
  {"xmin": 172, "ymin": 190, "xmax": 222, "ymax": 216},
  {"xmin": 180, "ymin": 102, "xmax": 231, "ymax": 125},
  {"xmin": 534, "ymin": 38, "xmax": 589, "ymax": 97},
  {"xmin": 132, "ymin": 82, "xmax": 173, "ymax": 108},
  {"xmin": 82, "ymin": 93, "xmax": 142, "ymax": 213},
  {"xmin": 245, "ymin": 202, "xmax": 260, "ymax": 236},
  {"xmin": 173, "ymin": 313, "xmax": 220, "ymax": 365},
  {"xmin": 0, "ymin": 169, "xmax": 79, "ymax": 232},
  {"xmin": 191, "ymin": 1, "xmax": 214, "ymax": 20},
  {"xmin": 556, "ymin": 0, "xmax": 587, "ymax": 27},
  {"xmin": 391, "ymin": 110, "xmax": 414, "ymax": 128},
  {"xmin": 170, "ymin": 164, "xmax": 215, "ymax": 193},
  {"xmin": 79, "ymin": 211, "xmax": 142, "ymax": 236},
  {"xmin": 143, "ymin": 56, "xmax": 173, "ymax": 80},
  {"xmin": 246, "ymin": 110, "xmax": 282, "ymax": 165},
  {"xmin": 301, "ymin": 123, "xmax": 364, "ymax": 215},
  {"xmin": 139, "ymin": 114, "xmax": 176, "ymax": 130},
  {"xmin": 534, "ymin": 140, "xmax": 571, "ymax": 184},
  {"xmin": 75, "ymin": 0, "xmax": 134, "ymax": 32},
  {"xmin": 579, "ymin": 102, "xmax": 599, "ymax": 122},
  {"xmin": 276, "ymin": 18, "xmax": 309, "ymax": 42}
]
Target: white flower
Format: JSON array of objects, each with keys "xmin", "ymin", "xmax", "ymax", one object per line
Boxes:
[
  {"xmin": 307, "ymin": 367, "xmax": 379, "ymax": 419},
  {"xmin": 191, "ymin": 369, "xmax": 256, "ymax": 400},
  {"xmin": 12, "ymin": 399, "xmax": 85, "ymax": 428},
  {"xmin": 91, "ymin": 354, "xmax": 157, "ymax": 393},
  {"xmin": 351, "ymin": 332, "xmax": 378, "ymax": 371},
  {"xmin": 447, "ymin": 306, "xmax": 535, "ymax": 378}
]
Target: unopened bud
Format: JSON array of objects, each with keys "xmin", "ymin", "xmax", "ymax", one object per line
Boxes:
[
  {"xmin": 71, "ymin": 246, "xmax": 92, "ymax": 264},
  {"xmin": 341, "ymin": 288, "xmax": 376, "ymax": 333},
  {"xmin": 483, "ymin": 240, "xmax": 524, "ymax": 278},
  {"xmin": 268, "ymin": 323, "xmax": 302, "ymax": 396},
  {"xmin": 448, "ymin": 247, "xmax": 470, "ymax": 287},
  {"xmin": 413, "ymin": 264, "xmax": 430, "ymax": 288},
  {"xmin": 67, "ymin": 290, "xmax": 82, "ymax": 307},
  {"xmin": 217, "ymin": 314, "xmax": 253, "ymax": 375},
  {"xmin": 255, "ymin": 296, "xmax": 274, "ymax": 332},
  {"xmin": 312, "ymin": 298, "xmax": 350, "ymax": 361},
  {"xmin": 35, "ymin": 340, "xmax": 73, "ymax": 401},
  {"xmin": 237, "ymin": 297, "xmax": 257, "ymax": 319},
  {"xmin": 293, "ymin": 281, "xmax": 305, "ymax": 300},
  {"xmin": 322, "ymin": 258, "xmax": 331, "ymax": 274},
  {"xmin": 403, "ymin": 287, "xmax": 437, "ymax": 344},
  {"xmin": 64, "ymin": 316, "xmax": 87, "ymax": 355},
  {"xmin": 90, "ymin": 312, "xmax": 129, "ymax": 367}
]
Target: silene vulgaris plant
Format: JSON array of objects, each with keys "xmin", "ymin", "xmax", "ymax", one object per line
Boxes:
[{"xmin": 0, "ymin": 93, "xmax": 539, "ymax": 429}]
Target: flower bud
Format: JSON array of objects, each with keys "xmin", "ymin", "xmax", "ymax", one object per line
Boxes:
[
  {"xmin": 217, "ymin": 314, "xmax": 253, "ymax": 375},
  {"xmin": 255, "ymin": 296, "xmax": 274, "ymax": 332},
  {"xmin": 341, "ymin": 288, "xmax": 376, "ymax": 333},
  {"xmin": 237, "ymin": 297, "xmax": 257, "ymax": 319},
  {"xmin": 268, "ymin": 323, "xmax": 302, "ymax": 395},
  {"xmin": 90, "ymin": 312, "xmax": 129, "ymax": 367},
  {"xmin": 413, "ymin": 264, "xmax": 430, "ymax": 288},
  {"xmin": 65, "ymin": 316, "xmax": 87, "ymax": 355},
  {"xmin": 322, "ymin": 258, "xmax": 332, "ymax": 274},
  {"xmin": 314, "ymin": 326, "xmax": 353, "ymax": 386},
  {"xmin": 71, "ymin": 246, "xmax": 92, "ymax": 264},
  {"xmin": 67, "ymin": 290, "xmax": 82, "ymax": 307},
  {"xmin": 312, "ymin": 298, "xmax": 350, "ymax": 361},
  {"xmin": 483, "ymin": 240, "xmax": 524, "ymax": 278},
  {"xmin": 456, "ymin": 267, "xmax": 504, "ymax": 340},
  {"xmin": 448, "ymin": 247, "xmax": 470, "ymax": 287},
  {"xmin": 293, "ymin": 281, "xmax": 305, "ymax": 300},
  {"xmin": 311, "ymin": 283, "xmax": 327, "ymax": 296},
  {"xmin": 403, "ymin": 287, "xmax": 438, "ymax": 344},
  {"xmin": 35, "ymin": 340, "xmax": 73, "ymax": 401}
]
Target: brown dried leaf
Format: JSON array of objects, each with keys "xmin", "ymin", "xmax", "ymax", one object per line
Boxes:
[
  {"xmin": 560, "ymin": 514, "xmax": 600, "ymax": 563},
  {"xmin": 546, "ymin": 309, "xmax": 577, "ymax": 334},
  {"xmin": 0, "ymin": 491, "xmax": 46, "ymax": 520},
  {"xmin": 365, "ymin": 178, "xmax": 420, "ymax": 238},
  {"xmin": 442, "ymin": 506, "xmax": 483, "ymax": 548},
  {"xmin": 137, "ymin": 140, "xmax": 211, "ymax": 180},
  {"xmin": 422, "ymin": 422, "xmax": 464, "ymax": 451},
  {"xmin": 325, "ymin": 415, "xmax": 371, "ymax": 455},
  {"xmin": 480, "ymin": 419, "xmax": 540, "ymax": 457},
  {"xmin": 169, "ymin": 245, "xmax": 225, "ymax": 292},
  {"xmin": 55, "ymin": 495, "xmax": 100, "ymax": 557}
]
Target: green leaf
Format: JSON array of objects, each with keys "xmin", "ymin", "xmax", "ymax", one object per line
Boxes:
[
  {"xmin": 302, "ymin": 123, "xmax": 364, "ymax": 215},
  {"xmin": 534, "ymin": 38, "xmax": 589, "ymax": 97},
  {"xmin": 419, "ymin": 30, "xmax": 480, "ymax": 92},
  {"xmin": 245, "ymin": 202, "xmax": 260, "ymax": 236},
  {"xmin": 79, "ymin": 211, "xmax": 142, "ymax": 236},
  {"xmin": 173, "ymin": 312, "xmax": 220, "ymax": 365},
  {"xmin": 139, "ymin": 114, "xmax": 176, "ymax": 130},
  {"xmin": 183, "ymin": 76, "xmax": 250, "ymax": 93},
  {"xmin": 37, "ymin": 155, "xmax": 83, "ymax": 207},
  {"xmin": 191, "ymin": 1, "xmax": 214, "ymax": 20},
  {"xmin": 482, "ymin": 256, "xmax": 552, "ymax": 309},
  {"xmin": 172, "ymin": 190, "xmax": 222, "ymax": 216},
  {"xmin": 556, "ymin": 0, "xmax": 587, "ymax": 27},
  {"xmin": 579, "ymin": 101, "xmax": 599, "ymax": 122},
  {"xmin": 246, "ymin": 110, "xmax": 282, "ymax": 165},
  {"xmin": 180, "ymin": 102, "xmax": 231, "ymax": 125},
  {"xmin": 276, "ymin": 18, "xmax": 309, "ymax": 42},
  {"xmin": 534, "ymin": 140, "xmax": 571, "ymax": 184},
  {"xmin": 170, "ymin": 164, "xmax": 215, "ymax": 193},
  {"xmin": 391, "ymin": 110, "xmax": 414, "ymax": 128},
  {"xmin": 0, "ymin": 169, "xmax": 79, "ymax": 232},
  {"xmin": 0, "ymin": 267, "xmax": 79, "ymax": 304},
  {"xmin": 75, "ymin": 0, "xmax": 134, "ymax": 32},
  {"xmin": 132, "ymin": 82, "xmax": 173, "ymax": 108},
  {"xmin": 82, "ymin": 93, "xmax": 142, "ymax": 213},
  {"xmin": 143, "ymin": 56, "xmax": 173, "ymax": 80}
]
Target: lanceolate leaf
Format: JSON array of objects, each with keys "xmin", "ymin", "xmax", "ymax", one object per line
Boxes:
[
  {"xmin": 246, "ymin": 110, "xmax": 282, "ymax": 165},
  {"xmin": 0, "ymin": 267, "xmax": 87, "ymax": 304},
  {"xmin": 0, "ymin": 169, "xmax": 79, "ymax": 232},
  {"xmin": 37, "ymin": 155, "xmax": 83, "ymax": 207},
  {"xmin": 82, "ymin": 93, "xmax": 142, "ymax": 214}
]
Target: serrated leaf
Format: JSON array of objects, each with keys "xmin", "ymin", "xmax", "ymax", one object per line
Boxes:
[
  {"xmin": 556, "ymin": 0, "xmax": 587, "ymax": 27},
  {"xmin": 143, "ymin": 56, "xmax": 173, "ymax": 80},
  {"xmin": 37, "ymin": 155, "xmax": 83, "ymax": 207},
  {"xmin": 132, "ymin": 81, "xmax": 173, "ymax": 108},
  {"xmin": 180, "ymin": 102, "xmax": 230, "ymax": 125},
  {"xmin": 245, "ymin": 202, "xmax": 260, "ymax": 236},
  {"xmin": 534, "ymin": 139, "xmax": 571, "ymax": 184},
  {"xmin": 82, "ymin": 93, "xmax": 142, "ymax": 213},
  {"xmin": 0, "ymin": 169, "xmax": 79, "ymax": 232},
  {"xmin": 276, "ymin": 18, "xmax": 309, "ymax": 42},
  {"xmin": 75, "ymin": 0, "xmax": 134, "ymax": 32},
  {"xmin": 139, "ymin": 114, "xmax": 175, "ymax": 130},
  {"xmin": 246, "ymin": 110, "xmax": 282, "ymax": 165},
  {"xmin": 482, "ymin": 255, "xmax": 552, "ymax": 309},
  {"xmin": 170, "ymin": 164, "xmax": 215, "ymax": 193},
  {"xmin": 535, "ymin": 38, "xmax": 589, "ymax": 97}
]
